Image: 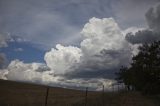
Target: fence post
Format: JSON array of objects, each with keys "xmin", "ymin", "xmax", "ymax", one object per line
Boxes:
[
  {"xmin": 85, "ymin": 87, "xmax": 88, "ymax": 106},
  {"xmin": 45, "ymin": 87, "xmax": 49, "ymax": 106},
  {"xmin": 112, "ymin": 84, "xmax": 114, "ymax": 92},
  {"xmin": 118, "ymin": 84, "xmax": 119, "ymax": 92},
  {"xmin": 102, "ymin": 85, "xmax": 104, "ymax": 106}
]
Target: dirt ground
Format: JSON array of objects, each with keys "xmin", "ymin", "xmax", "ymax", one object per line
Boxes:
[{"xmin": 0, "ymin": 79, "xmax": 159, "ymax": 106}]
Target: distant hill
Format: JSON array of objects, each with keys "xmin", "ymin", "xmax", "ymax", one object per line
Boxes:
[{"xmin": 0, "ymin": 79, "xmax": 159, "ymax": 106}]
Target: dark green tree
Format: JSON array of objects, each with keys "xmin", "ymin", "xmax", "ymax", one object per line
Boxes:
[
  {"xmin": 116, "ymin": 66, "xmax": 132, "ymax": 90},
  {"xmin": 116, "ymin": 41, "xmax": 160, "ymax": 94}
]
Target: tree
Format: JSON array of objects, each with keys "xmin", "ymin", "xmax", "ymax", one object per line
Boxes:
[
  {"xmin": 116, "ymin": 41, "xmax": 160, "ymax": 94},
  {"xmin": 116, "ymin": 66, "xmax": 132, "ymax": 90}
]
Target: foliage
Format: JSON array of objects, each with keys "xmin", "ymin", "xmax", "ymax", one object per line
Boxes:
[{"xmin": 116, "ymin": 41, "xmax": 160, "ymax": 94}]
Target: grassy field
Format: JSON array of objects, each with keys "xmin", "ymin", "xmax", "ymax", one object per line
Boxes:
[{"xmin": 0, "ymin": 79, "xmax": 159, "ymax": 106}]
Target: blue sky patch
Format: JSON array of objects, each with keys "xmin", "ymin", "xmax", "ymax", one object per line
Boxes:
[{"xmin": 0, "ymin": 41, "xmax": 46, "ymax": 63}]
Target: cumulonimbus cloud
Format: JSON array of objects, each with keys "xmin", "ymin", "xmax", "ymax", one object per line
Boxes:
[
  {"xmin": 0, "ymin": 17, "xmax": 133, "ymax": 90},
  {"xmin": 44, "ymin": 17, "xmax": 132, "ymax": 76}
]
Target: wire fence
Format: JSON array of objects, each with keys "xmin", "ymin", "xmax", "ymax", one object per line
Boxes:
[
  {"xmin": 0, "ymin": 82, "xmax": 157, "ymax": 106},
  {"xmin": 43, "ymin": 83, "xmax": 131, "ymax": 106}
]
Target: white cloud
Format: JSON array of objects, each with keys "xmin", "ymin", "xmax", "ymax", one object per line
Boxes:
[
  {"xmin": 0, "ymin": 69, "xmax": 8, "ymax": 80},
  {"xmin": 76, "ymin": 17, "xmax": 132, "ymax": 74},
  {"xmin": 5, "ymin": 60, "xmax": 50, "ymax": 82},
  {"xmin": 44, "ymin": 44, "xmax": 82, "ymax": 75},
  {"xmin": 0, "ymin": 59, "xmax": 55, "ymax": 83},
  {"xmin": 0, "ymin": 59, "xmax": 116, "ymax": 91},
  {"xmin": 81, "ymin": 17, "xmax": 128, "ymax": 57}
]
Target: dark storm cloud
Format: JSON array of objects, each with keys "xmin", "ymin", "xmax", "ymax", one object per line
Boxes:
[
  {"xmin": 125, "ymin": 3, "xmax": 160, "ymax": 44},
  {"xmin": 65, "ymin": 69, "xmax": 116, "ymax": 79},
  {"xmin": 125, "ymin": 30, "xmax": 160, "ymax": 44},
  {"xmin": 65, "ymin": 49, "xmax": 131, "ymax": 79}
]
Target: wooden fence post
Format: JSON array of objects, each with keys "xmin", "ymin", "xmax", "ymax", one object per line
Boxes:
[
  {"xmin": 85, "ymin": 87, "xmax": 88, "ymax": 106},
  {"xmin": 102, "ymin": 85, "xmax": 104, "ymax": 106},
  {"xmin": 112, "ymin": 84, "xmax": 114, "ymax": 92},
  {"xmin": 118, "ymin": 84, "xmax": 119, "ymax": 92},
  {"xmin": 45, "ymin": 87, "xmax": 49, "ymax": 106}
]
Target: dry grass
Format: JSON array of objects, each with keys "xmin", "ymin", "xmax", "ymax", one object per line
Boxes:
[{"xmin": 0, "ymin": 79, "xmax": 159, "ymax": 106}]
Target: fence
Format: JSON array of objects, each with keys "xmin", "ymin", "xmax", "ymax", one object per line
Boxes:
[
  {"xmin": 44, "ymin": 86, "xmax": 105, "ymax": 106},
  {"xmin": 43, "ymin": 83, "xmax": 126, "ymax": 106},
  {"xmin": 0, "ymin": 81, "xmax": 155, "ymax": 106}
]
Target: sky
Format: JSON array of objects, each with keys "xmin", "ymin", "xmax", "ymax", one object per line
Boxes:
[{"xmin": 0, "ymin": 0, "xmax": 160, "ymax": 91}]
